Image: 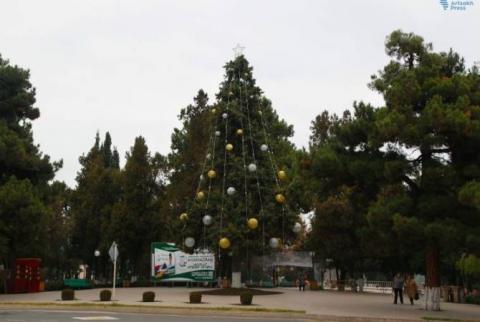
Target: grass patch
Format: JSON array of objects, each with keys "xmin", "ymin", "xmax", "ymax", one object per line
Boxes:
[
  {"xmin": 422, "ymin": 317, "xmax": 474, "ymax": 322},
  {"xmin": 0, "ymin": 301, "xmax": 304, "ymax": 314},
  {"xmin": 198, "ymin": 288, "xmax": 281, "ymax": 296}
]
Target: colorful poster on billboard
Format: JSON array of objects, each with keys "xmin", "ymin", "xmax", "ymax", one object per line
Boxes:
[{"xmin": 151, "ymin": 242, "xmax": 215, "ymax": 282}]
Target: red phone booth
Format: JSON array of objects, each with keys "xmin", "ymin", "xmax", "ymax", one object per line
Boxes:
[{"xmin": 12, "ymin": 258, "xmax": 42, "ymax": 293}]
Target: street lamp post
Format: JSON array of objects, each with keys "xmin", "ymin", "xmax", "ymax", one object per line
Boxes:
[{"xmin": 93, "ymin": 250, "xmax": 101, "ymax": 282}]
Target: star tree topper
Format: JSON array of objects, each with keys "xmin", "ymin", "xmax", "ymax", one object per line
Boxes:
[{"xmin": 233, "ymin": 43, "xmax": 245, "ymax": 58}]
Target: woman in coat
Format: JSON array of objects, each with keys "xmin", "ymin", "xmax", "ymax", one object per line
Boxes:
[{"xmin": 405, "ymin": 274, "xmax": 418, "ymax": 305}]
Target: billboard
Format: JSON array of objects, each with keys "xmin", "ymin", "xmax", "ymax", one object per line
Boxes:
[{"xmin": 151, "ymin": 242, "xmax": 215, "ymax": 282}]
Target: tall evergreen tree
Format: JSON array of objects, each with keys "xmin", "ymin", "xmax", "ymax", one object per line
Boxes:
[
  {"xmin": 368, "ymin": 30, "xmax": 480, "ymax": 310},
  {"xmin": 305, "ymin": 104, "xmax": 390, "ymax": 283},
  {"xmin": 167, "ymin": 90, "xmax": 212, "ymax": 223},
  {"xmin": 70, "ymin": 132, "xmax": 121, "ymax": 275},
  {"xmin": 111, "ymin": 136, "xmax": 165, "ymax": 277},
  {"xmin": 0, "ymin": 54, "xmax": 60, "ymax": 267}
]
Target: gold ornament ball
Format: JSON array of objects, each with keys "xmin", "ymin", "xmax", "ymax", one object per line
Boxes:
[
  {"xmin": 277, "ymin": 170, "xmax": 287, "ymax": 180},
  {"xmin": 219, "ymin": 237, "xmax": 231, "ymax": 249},
  {"xmin": 247, "ymin": 218, "xmax": 258, "ymax": 230},
  {"xmin": 196, "ymin": 191, "xmax": 205, "ymax": 200},
  {"xmin": 180, "ymin": 213, "xmax": 188, "ymax": 221},
  {"xmin": 207, "ymin": 170, "xmax": 216, "ymax": 179},
  {"xmin": 226, "ymin": 143, "xmax": 233, "ymax": 151},
  {"xmin": 211, "ymin": 108, "xmax": 216, "ymax": 114},
  {"xmin": 236, "ymin": 129, "xmax": 243, "ymax": 136},
  {"xmin": 275, "ymin": 193, "xmax": 286, "ymax": 204},
  {"xmin": 229, "ymin": 91, "xmax": 234, "ymax": 96}
]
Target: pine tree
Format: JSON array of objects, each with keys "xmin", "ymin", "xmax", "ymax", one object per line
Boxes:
[
  {"xmin": 0, "ymin": 54, "xmax": 59, "ymax": 267},
  {"xmin": 70, "ymin": 132, "xmax": 121, "ymax": 275},
  {"xmin": 178, "ymin": 55, "xmax": 301, "ymax": 282},
  {"xmin": 367, "ymin": 30, "xmax": 480, "ymax": 310},
  {"xmin": 111, "ymin": 136, "xmax": 163, "ymax": 276}
]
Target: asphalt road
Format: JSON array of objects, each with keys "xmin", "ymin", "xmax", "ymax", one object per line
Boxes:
[{"xmin": 0, "ymin": 310, "xmax": 307, "ymax": 322}]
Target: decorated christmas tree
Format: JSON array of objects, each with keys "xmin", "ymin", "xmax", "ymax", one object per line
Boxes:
[{"xmin": 177, "ymin": 48, "xmax": 302, "ymax": 284}]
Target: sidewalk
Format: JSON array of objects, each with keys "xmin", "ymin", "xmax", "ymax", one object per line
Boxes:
[{"xmin": 1, "ymin": 287, "xmax": 480, "ymax": 321}]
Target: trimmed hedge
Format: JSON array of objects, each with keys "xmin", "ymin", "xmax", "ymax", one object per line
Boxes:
[
  {"xmin": 189, "ymin": 291, "xmax": 202, "ymax": 303},
  {"xmin": 99, "ymin": 289, "xmax": 112, "ymax": 301},
  {"xmin": 142, "ymin": 291, "xmax": 155, "ymax": 302},
  {"xmin": 466, "ymin": 295, "xmax": 480, "ymax": 305},
  {"xmin": 240, "ymin": 290, "xmax": 253, "ymax": 305},
  {"xmin": 61, "ymin": 288, "xmax": 74, "ymax": 301}
]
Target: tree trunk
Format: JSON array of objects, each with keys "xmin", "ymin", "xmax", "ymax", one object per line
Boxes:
[{"xmin": 425, "ymin": 246, "xmax": 441, "ymax": 311}]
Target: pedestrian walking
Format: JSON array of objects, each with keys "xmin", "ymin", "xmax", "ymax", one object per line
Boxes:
[
  {"xmin": 298, "ymin": 273, "xmax": 306, "ymax": 291},
  {"xmin": 405, "ymin": 274, "xmax": 419, "ymax": 305},
  {"xmin": 393, "ymin": 273, "xmax": 404, "ymax": 304}
]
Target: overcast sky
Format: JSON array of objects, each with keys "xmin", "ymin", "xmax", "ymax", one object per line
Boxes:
[{"xmin": 1, "ymin": 0, "xmax": 479, "ymax": 187}]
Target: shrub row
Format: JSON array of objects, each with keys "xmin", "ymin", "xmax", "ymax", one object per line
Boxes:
[
  {"xmin": 60, "ymin": 289, "xmax": 156, "ymax": 302},
  {"xmin": 61, "ymin": 289, "xmax": 255, "ymax": 305},
  {"xmin": 189, "ymin": 290, "xmax": 254, "ymax": 305}
]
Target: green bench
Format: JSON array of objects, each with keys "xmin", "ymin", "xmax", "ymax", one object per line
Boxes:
[{"xmin": 63, "ymin": 279, "xmax": 92, "ymax": 289}]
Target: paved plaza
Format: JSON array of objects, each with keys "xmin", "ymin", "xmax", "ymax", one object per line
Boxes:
[{"xmin": 1, "ymin": 287, "xmax": 480, "ymax": 321}]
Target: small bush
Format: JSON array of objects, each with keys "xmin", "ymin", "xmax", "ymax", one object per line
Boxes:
[
  {"xmin": 142, "ymin": 291, "xmax": 155, "ymax": 302},
  {"xmin": 99, "ymin": 289, "xmax": 112, "ymax": 301},
  {"xmin": 189, "ymin": 291, "xmax": 202, "ymax": 303},
  {"xmin": 466, "ymin": 295, "xmax": 480, "ymax": 305},
  {"xmin": 240, "ymin": 290, "xmax": 253, "ymax": 305},
  {"xmin": 61, "ymin": 288, "xmax": 74, "ymax": 301}
]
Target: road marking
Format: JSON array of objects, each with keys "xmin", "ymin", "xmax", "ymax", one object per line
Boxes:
[{"xmin": 72, "ymin": 317, "xmax": 118, "ymax": 321}]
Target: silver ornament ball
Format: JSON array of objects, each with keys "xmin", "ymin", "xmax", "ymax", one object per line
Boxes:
[
  {"xmin": 248, "ymin": 163, "xmax": 257, "ymax": 172},
  {"xmin": 184, "ymin": 237, "xmax": 195, "ymax": 248},
  {"xmin": 269, "ymin": 237, "xmax": 280, "ymax": 249},
  {"xmin": 227, "ymin": 187, "xmax": 236, "ymax": 195},
  {"xmin": 202, "ymin": 215, "xmax": 213, "ymax": 226}
]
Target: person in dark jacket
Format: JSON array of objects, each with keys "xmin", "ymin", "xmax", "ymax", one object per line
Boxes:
[
  {"xmin": 298, "ymin": 273, "xmax": 306, "ymax": 291},
  {"xmin": 393, "ymin": 273, "xmax": 404, "ymax": 304}
]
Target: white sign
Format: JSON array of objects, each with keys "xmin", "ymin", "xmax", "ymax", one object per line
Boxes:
[{"xmin": 109, "ymin": 242, "xmax": 118, "ymax": 262}]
